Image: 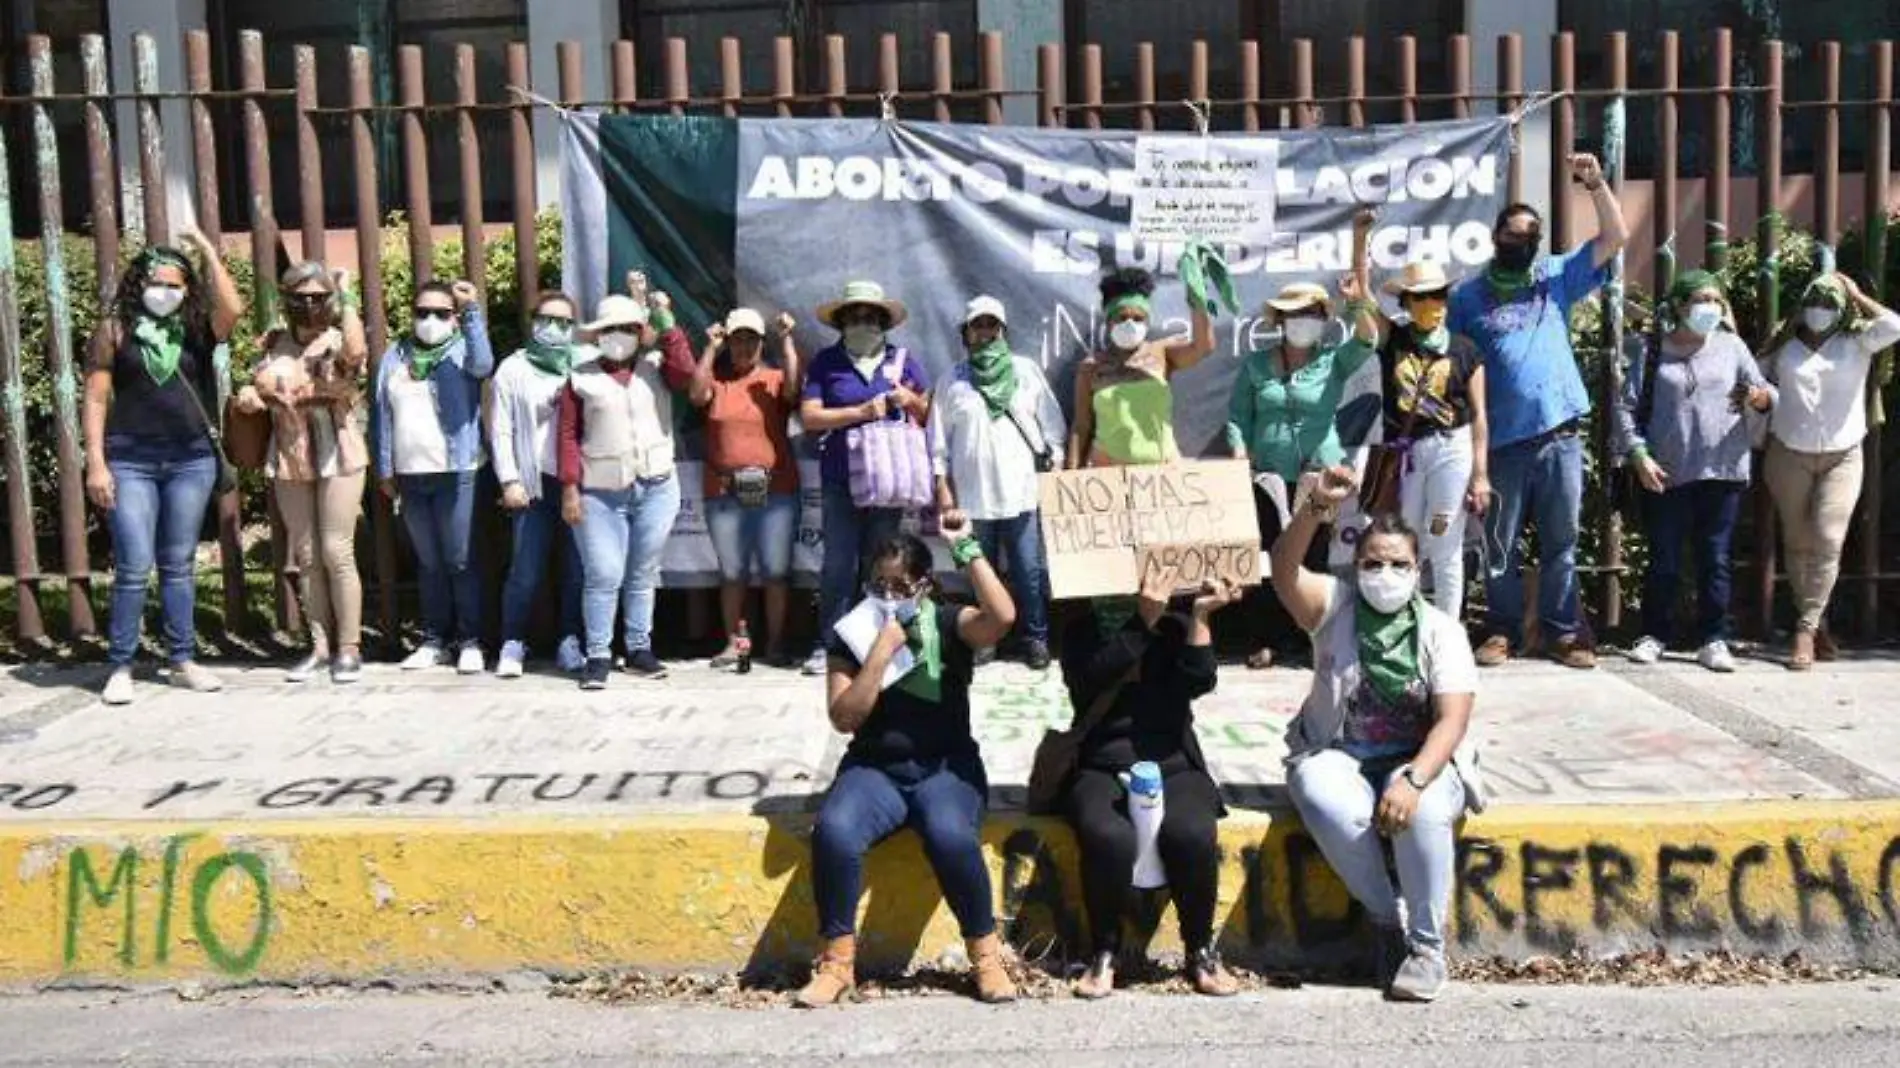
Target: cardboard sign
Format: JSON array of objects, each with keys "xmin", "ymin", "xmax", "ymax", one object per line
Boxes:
[
  {"xmin": 1039, "ymin": 460, "xmax": 1261, "ymax": 599},
  {"xmin": 1130, "ymin": 136, "xmax": 1280, "ymax": 246}
]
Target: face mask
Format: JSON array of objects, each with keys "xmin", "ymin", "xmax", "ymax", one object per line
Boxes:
[
  {"xmin": 413, "ymin": 315, "xmax": 455, "ymax": 347},
  {"xmin": 1358, "ymin": 565, "xmax": 1418, "ymax": 615},
  {"xmin": 1418, "ymin": 325, "xmax": 1451, "ymax": 353},
  {"xmin": 600, "ymin": 332, "xmax": 639, "ymax": 361},
  {"xmin": 1684, "ymin": 302, "xmax": 1724, "ymax": 337},
  {"xmin": 875, "ymin": 596, "xmax": 920, "ymax": 627},
  {"xmin": 142, "ymin": 285, "xmax": 185, "ymax": 319},
  {"xmin": 532, "ymin": 319, "xmax": 573, "ymax": 347},
  {"xmin": 1109, "ymin": 319, "xmax": 1148, "ymax": 351},
  {"xmin": 1283, "ymin": 317, "xmax": 1326, "ymax": 349},
  {"xmin": 844, "ymin": 324, "xmax": 885, "ymax": 358},
  {"xmin": 1492, "ymin": 235, "xmax": 1539, "ymax": 272},
  {"xmin": 1803, "ymin": 307, "xmax": 1840, "ymax": 335}
]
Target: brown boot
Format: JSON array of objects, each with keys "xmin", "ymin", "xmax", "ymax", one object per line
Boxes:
[
  {"xmin": 1789, "ymin": 630, "xmax": 1816, "ymax": 672},
  {"xmin": 1474, "ymin": 634, "xmax": 1512, "ymax": 668},
  {"xmin": 1551, "ymin": 633, "xmax": 1598, "ymax": 670},
  {"xmin": 1815, "ymin": 628, "xmax": 1839, "ymax": 662},
  {"xmin": 966, "ymin": 933, "xmax": 1018, "ymax": 1004},
  {"xmin": 793, "ymin": 935, "xmax": 856, "ymax": 1008}
]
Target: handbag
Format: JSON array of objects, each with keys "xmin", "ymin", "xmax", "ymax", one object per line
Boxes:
[
  {"xmin": 845, "ymin": 348, "xmax": 933, "ymax": 510},
  {"xmin": 1025, "ymin": 661, "xmax": 1140, "ymax": 816},
  {"xmin": 1360, "ymin": 394, "xmax": 1423, "ymax": 515},
  {"xmin": 727, "ymin": 465, "xmax": 772, "ymax": 508},
  {"xmin": 177, "ymin": 365, "xmax": 239, "ymax": 496},
  {"xmin": 222, "ymin": 393, "xmax": 271, "ymax": 471}
]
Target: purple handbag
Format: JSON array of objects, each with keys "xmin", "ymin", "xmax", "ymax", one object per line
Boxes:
[{"xmin": 845, "ymin": 349, "xmax": 933, "ymax": 510}]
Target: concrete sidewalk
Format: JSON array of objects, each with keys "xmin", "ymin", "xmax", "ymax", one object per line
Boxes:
[{"xmin": 2, "ymin": 654, "xmax": 1898, "ymax": 987}]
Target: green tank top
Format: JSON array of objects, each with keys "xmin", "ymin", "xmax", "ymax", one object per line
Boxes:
[{"xmin": 1092, "ymin": 375, "xmax": 1177, "ymax": 464}]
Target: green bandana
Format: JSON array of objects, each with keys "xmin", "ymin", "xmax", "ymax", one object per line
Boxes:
[
  {"xmin": 1178, "ymin": 240, "xmax": 1240, "ymax": 316},
  {"xmin": 1104, "ymin": 294, "xmax": 1153, "ymax": 321},
  {"xmin": 133, "ymin": 314, "xmax": 185, "ymax": 386},
  {"xmin": 525, "ymin": 338, "xmax": 574, "ymax": 377},
  {"xmin": 1484, "ymin": 264, "xmax": 1534, "ymax": 299},
  {"xmin": 894, "ymin": 596, "xmax": 943, "ymax": 703},
  {"xmin": 1094, "ymin": 595, "xmax": 1139, "ymax": 634},
  {"xmin": 1356, "ymin": 595, "xmax": 1423, "ymax": 706},
  {"xmin": 408, "ymin": 331, "xmax": 459, "ymax": 380},
  {"xmin": 967, "ymin": 339, "xmax": 1017, "ymax": 418}
]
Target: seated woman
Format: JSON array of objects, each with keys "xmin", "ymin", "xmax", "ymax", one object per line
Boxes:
[
  {"xmin": 798, "ymin": 521, "xmax": 1017, "ymax": 1008},
  {"xmin": 1273, "ymin": 467, "xmax": 1477, "ymax": 1003},
  {"xmin": 1057, "ymin": 570, "xmax": 1240, "ymax": 1000}
]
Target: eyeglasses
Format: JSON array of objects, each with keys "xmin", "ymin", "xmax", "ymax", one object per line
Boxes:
[
  {"xmin": 1407, "ymin": 290, "xmax": 1450, "ymax": 304},
  {"xmin": 866, "ymin": 578, "xmax": 922, "ymax": 599},
  {"xmin": 414, "ymin": 307, "xmax": 455, "ymax": 322},
  {"xmin": 1356, "ymin": 559, "xmax": 1417, "ymax": 575},
  {"xmin": 286, "ymin": 293, "xmax": 328, "ymax": 307},
  {"xmin": 534, "ymin": 314, "xmax": 574, "ymax": 328}
]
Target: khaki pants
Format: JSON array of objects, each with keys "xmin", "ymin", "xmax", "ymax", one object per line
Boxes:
[
  {"xmin": 276, "ymin": 471, "xmax": 366, "ymax": 653},
  {"xmin": 1764, "ymin": 439, "xmax": 1863, "ymax": 633}
]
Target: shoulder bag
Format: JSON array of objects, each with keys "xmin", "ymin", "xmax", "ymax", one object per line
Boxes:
[{"xmin": 1025, "ymin": 660, "xmax": 1140, "ymax": 815}]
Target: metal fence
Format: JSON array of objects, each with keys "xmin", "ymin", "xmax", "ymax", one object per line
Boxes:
[{"xmin": 0, "ymin": 27, "xmax": 1894, "ymax": 651}]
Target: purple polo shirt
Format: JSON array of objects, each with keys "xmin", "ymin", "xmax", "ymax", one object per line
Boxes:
[{"xmin": 801, "ymin": 342, "xmax": 932, "ymax": 487}]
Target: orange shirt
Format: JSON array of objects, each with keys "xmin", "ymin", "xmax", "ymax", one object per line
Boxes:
[{"xmin": 703, "ymin": 363, "xmax": 798, "ymax": 498}]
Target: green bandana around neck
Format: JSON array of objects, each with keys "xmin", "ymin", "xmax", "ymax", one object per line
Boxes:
[
  {"xmin": 1484, "ymin": 263, "xmax": 1534, "ymax": 299},
  {"xmin": 133, "ymin": 314, "xmax": 185, "ymax": 386},
  {"xmin": 1356, "ymin": 594, "xmax": 1423, "ymax": 706},
  {"xmin": 1178, "ymin": 240, "xmax": 1240, "ymax": 317},
  {"xmin": 967, "ymin": 338, "xmax": 1017, "ymax": 418},
  {"xmin": 408, "ymin": 331, "xmax": 460, "ymax": 380},
  {"xmin": 525, "ymin": 337, "xmax": 575, "ymax": 377},
  {"xmin": 893, "ymin": 596, "xmax": 943, "ymax": 703},
  {"xmin": 1094, "ymin": 595, "xmax": 1139, "ymax": 635}
]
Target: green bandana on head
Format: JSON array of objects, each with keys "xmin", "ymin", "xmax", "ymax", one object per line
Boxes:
[
  {"xmin": 525, "ymin": 338, "xmax": 574, "ymax": 377},
  {"xmin": 133, "ymin": 314, "xmax": 185, "ymax": 387},
  {"xmin": 1356, "ymin": 595, "xmax": 1423, "ymax": 706},
  {"xmin": 893, "ymin": 596, "xmax": 943, "ymax": 703},
  {"xmin": 1103, "ymin": 294, "xmax": 1153, "ymax": 321},
  {"xmin": 967, "ymin": 338, "xmax": 1017, "ymax": 418}
]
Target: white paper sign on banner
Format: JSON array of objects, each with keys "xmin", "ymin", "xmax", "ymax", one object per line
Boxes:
[{"xmin": 1130, "ymin": 136, "xmax": 1280, "ymax": 246}]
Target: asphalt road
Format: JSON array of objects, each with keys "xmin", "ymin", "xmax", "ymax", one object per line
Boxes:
[{"xmin": 4, "ymin": 981, "xmax": 1899, "ymax": 1066}]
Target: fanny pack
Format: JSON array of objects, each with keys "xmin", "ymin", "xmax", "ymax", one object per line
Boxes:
[{"xmin": 727, "ymin": 466, "xmax": 771, "ymax": 508}]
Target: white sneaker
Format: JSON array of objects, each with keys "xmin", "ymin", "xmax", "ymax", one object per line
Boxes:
[
  {"xmin": 170, "ymin": 662, "xmax": 224, "ymax": 693},
  {"xmin": 457, "ymin": 644, "xmax": 486, "ymax": 675},
  {"xmin": 1626, "ymin": 636, "xmax": 1664, "ymax": 665},
  {"xmin": 496, "ymin": 641, "xmax": 526, "ymax": 679},
  {"xmin": 555, "ymin": 635, "xmax": 586, "ymax": 674},
  {"xmin": 1698, "ymin": 640, "xmax": 1737, "ymax": 673},
  {"xmin": 101, "ymin": 667, "xmax": 136, "ymax": 706},
  {"xmin": 401, "ymin": 644, "xmax": 447, "ymax": 671}
]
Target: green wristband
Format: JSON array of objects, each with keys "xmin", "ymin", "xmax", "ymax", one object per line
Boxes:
[
  {"xmin": 951, "ymin": 536, "xmax": 985, "ymax": 568},
  {"xmin": 649, "ymin": 307, "xmax": 677, "ymax": 333}
]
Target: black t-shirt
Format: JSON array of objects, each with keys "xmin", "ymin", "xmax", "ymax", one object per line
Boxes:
[
  {"xmin": 827, "ymin": 602, "xmax": 977, "ymax": 766},
  {"xmin": 1060, "ymin": 612, "xmax": 1217, "ymax": 774},
  {"xmin": 90, "ymin": 320, "xmax": 219, "ymax": 444},
  {"xmin": 1378, "ymin": 325, "xmax": 1481, "ymax": 434}
]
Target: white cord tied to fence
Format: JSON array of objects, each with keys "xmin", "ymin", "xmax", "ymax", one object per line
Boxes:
[
  {"xmin": 506, "ymin": 83, "xmax": 569, "ymax": 112},
  {"xmin": 1184, "ymin": 98, "xmax": 1212, "ymax": 138},
  {"xmin": 877, "ymin": 91, "xmax": 897, "ymax": 124}
]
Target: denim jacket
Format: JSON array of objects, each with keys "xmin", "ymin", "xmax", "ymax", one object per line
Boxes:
[{"xmin": 372, "ymin": 306, "xmax": 496, "ymax": 478}]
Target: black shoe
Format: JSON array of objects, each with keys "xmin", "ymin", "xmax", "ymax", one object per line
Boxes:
[
  {"xmin": 1023, "ymin": 640, "xmax": 1052, "ymax": 671},
  {"xmin": 624, "ymin": 649, "xmax": 669, "ymax": 679},
  {"xmin": 1373, "ymin": 925, "xmax": 1408, "ymax": 990},
  {"xmin": 580, "ymin": 658, "xmax": 611, "ymax": 691}
]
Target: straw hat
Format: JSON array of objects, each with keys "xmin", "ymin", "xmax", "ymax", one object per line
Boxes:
[
  {"xmin": 1381, "ymin": 261, "xmax": 1453, "ymax": 297},
  {"xmin": 583, "ymin": 294, "xmax": 650, "ymax": 332},
  {"xmin": 816, "ymin": 280, "xmax": 908, "ymax": 329},
  {"xmin": 1263, "ymin": 282, "xmax": 1332, "ymax": 322}
]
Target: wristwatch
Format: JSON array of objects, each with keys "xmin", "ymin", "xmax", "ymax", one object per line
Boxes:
[{"xmin": 1402, "ymin": 766, "xmax": 1432, "ymax": 791}]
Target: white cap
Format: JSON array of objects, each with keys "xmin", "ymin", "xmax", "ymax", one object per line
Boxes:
[
  {"xmin": 583, "ymin": 294, "xmax": 649, "ymax": 332},
  {"xmin": 963, "ymin": 295, "xmax": 1008, "ymax": 327},
  {"xmin": 725, "ymin": 308, "xmax": 767, "ymax": 336}
]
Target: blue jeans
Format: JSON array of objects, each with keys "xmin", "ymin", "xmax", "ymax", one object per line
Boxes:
[
  {"xmin": 1642, "ymin": 480, "xmax": 1744, "ymax": 646},
  {"xmin": 104, "ymin": 436, "xmax": 218, "ymax": 667},
  {"xmin": 398, "ymin": 470, "xmax": 481, "ymax": 648},
  {"xmin": 578, "ymin": 474, "xmax": 682, "ymax": 659},
  {"xmin": 705, "ymin": 493, "xmax": 797, "ymax": 583},
  {"xmin": 974, "ymin": 511, "xmax": 1049, "ymax": 645},
  {"xmin": 1483, "ymin": 431, "xmax": 1585, "ymax": 645},
  {"xmin": 500, "ymin": 475, "xmax": 583, "ymax": 649},
  {"xmin": 818, "ymin": 485, "xmax": 904, "ymax": 639},
  {"xmin": 810, "ymin": 757, "xmax": 996, "ymax": 940}
]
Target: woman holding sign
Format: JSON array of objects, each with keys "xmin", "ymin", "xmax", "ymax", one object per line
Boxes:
[
  {"xmin": 796, "ymin": 522, "xmax": 1018, "ymax": 1008},
  {"xmin": 1067, "ymin": 266, "xmax": 1215, "ymax": 469},
  {"xmin": 1055, "ymin": 571, "xmax": 1241, "ymax": 1000},
  {"xmin": 1227, "ymin": 210, "xmax": 1382, "ymax": 670},
  {"xmin": 1274, "ymin": 466, "xmax": 1481, "ymax": 1003}
]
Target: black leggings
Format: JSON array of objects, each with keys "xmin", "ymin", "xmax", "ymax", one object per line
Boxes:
[{"xmin": 1065, "ymin": 765, "xmax": 1223, "ymax": 956}]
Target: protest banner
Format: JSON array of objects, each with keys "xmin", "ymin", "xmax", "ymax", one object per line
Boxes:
[
  {"xmin": 561, "ymin": 113, "xmax": 1512, "ymax": 584},
  {"xmin": 1039, "ymin": 459, "xmax": 1259, "ymax": 599}
]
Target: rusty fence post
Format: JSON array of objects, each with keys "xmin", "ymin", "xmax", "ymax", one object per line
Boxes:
[
  {"xmin": 1398, "ymin": 36, "xmax": 1418, "ymax": 126},
  {"xmin": 507, "ymin": 42, "xmax": 538, "ymax": 331},
  {"xmin": 879, "ymin": 33, "xmax": 900, "ymax": 116},
  {"xmin": 1597, "ymin": 31, "xmax": 1628, "ymax": 634},
  {"xmin": 774, "ymin": 36, "xmax": 797, "ymax": 118},
  {"xmin": 456, "ymin": 45, "xmax": 486, "ymax": 298},
  {"xmin": 1039, "ymin": 43, "xmax": 1063, "ymax": 128},
  {"xmin": 826, "ymin": 35, "xmax": 848, "ymax": 118},
  {"xmin": 1080, "ymin": 44, "xmax": 1104, "ymax": 130},
  {"xmin": 1818, "ymin": 41, "xmax": 1842, "ymax": 251},
  {"xmin": 932, "ymin": 33, "xmax": 953, "ymax": 123},
  {"xmin": 0, "ymin": 99, "xmax": 42, "ymax": 642},
  {"xmin": 1500, "ymin": 33, "xmax": 1524, "ymax": 204},
  {"xmin": 723, "ymin": 37, "xmax": 745, "ymax": 119},
  {"xmin": 296, "ymin": 46, "xmax": 326, "ymax": 264},
  {"xmin": 1135, "ymin": 42, "xmax": 1156, "ymax": 132},
  {"xmin": 351, "ymin": 45, "xmax": 399, "ymax": 647},
  {"xmin": 1239, "ymin": 41, "xmax": 1260, "ymax": 133},
  {"xmin": 31, "ymin": 35, "xmax": 97, "ymax": 639},
  {"xmin": 981, "ymin": 32, "xmax": 1005, "ymax": 126},
  {"xmin": 1293, "ymin": 39, "xmax": 1317, "ymax": 129},
  {"xmin": 666, "ymin": 38, "xmax": 690, "ymax": 117},
  {"xmin": 612, "ymin": 40, "xmax": 638, "ymax": 111},
  {"xmin": 1656, "ymin": 30, "xmax": 1679, "ymax": 299},
  {"xmin": 1449, "ymin": 34, "xmax": 1472, "ymax": 120},
  {"xmin": 1346, "ymin": 36, "xmax": 1366, "ymax": 129},
  {"xmin": 1753, "ymin": 40, "xmax": 1784, "ymax": 640},
  {"xmin": 81, "ymin": 36, "xmax": 119, "ymax": 303},
  {"xmin": 400, "ymin": 45, "xmax": 435, "ymax": 287},
  {"xmin": 1551, "ymin": 32, "xmax": 1576, "ymax": 253},
  {"xmin": 1860, "ymin": 41, "xmax": 1892, "ymax": 642}
]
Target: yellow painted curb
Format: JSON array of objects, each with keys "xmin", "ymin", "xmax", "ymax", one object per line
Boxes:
[{"xmin": 4, "ymin": 802, "xmax": 1899, "ymax": 985}]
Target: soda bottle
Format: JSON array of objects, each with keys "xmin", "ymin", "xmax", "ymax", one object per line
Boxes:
[{"xmin": 734, "ymin": 619, "xmax": 753, "ymax": 674}]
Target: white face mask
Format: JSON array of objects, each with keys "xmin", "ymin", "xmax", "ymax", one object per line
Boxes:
[
  {"xmin": 413, "ymin": 315, "xmax": 455, "ymax": 347},
  {"xmin": 1283, "ymin": 317, "xmax": 1326, "ymax": 349},
  {"xmin": 1109, "ymin": 319, "xmax": 1148, "ymax": 351},
  {"xmin": 142, "ymin": 285, "xmax": 185, "ymax": 319},
  {"xmin": 1357, "ymin": 564, "xmax": 1418, "ymax": 615},
  {"xmin": 1684, "ymin": 302, "xmax": 1724, "ymax": 337},
  {"xmin": 1803, "ymin": 307, "xmax": 1840, "ymax": 335},
  {"xmin": 844, "ymin": 324, "xmax": 886, "ymax": 358},
  {"xmin": 599, "ymin": 332, "xmax": 640, "ymax": 361},
  {"xmin": 532, "ymin": 319, "xmax": 573, "ymax": 347},
  {"xmin": 875, "ymin": 595, "xmax": 920, "ymax": 626}
]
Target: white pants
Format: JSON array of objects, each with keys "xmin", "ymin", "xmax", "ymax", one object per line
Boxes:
[
  {"xmin": 1398, "ymin": 426, "xmax": 1475, "ymax": 618},
  {"xmin": 1288, "ymin": 748, "xmax": 1466, "ymax": 952}
]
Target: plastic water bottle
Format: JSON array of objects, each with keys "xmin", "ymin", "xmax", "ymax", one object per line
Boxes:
[
  {"xmin": 1122, "ymin": 761, "xmax": 1168, "ymax": 889},
  {"xmin": 734, "ymin": 620, "xmax": 753, "ymax": 675}
]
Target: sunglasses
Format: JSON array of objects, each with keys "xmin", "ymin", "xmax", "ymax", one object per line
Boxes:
[
  {"xmin": 1357, "ymin": 559, "xmax": 1417, "ymax": 574},
  {"xmin": 1407, "ymin": 289, "xmax": 1450, "ymax": 304},
  {"xmin": 286, "ymin": 292, "xmax": 328, "ymax": 307},
  {"xmin": 535, "ymin": 314, "xmax": 575, "ymax": 328},
  {"xmin": 866, "ymin": 578, "xmax": 923, "ymax": 599},
  {"xmin": 414, "ymin": 307, "xmax": 456, "ymax": 322}
]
